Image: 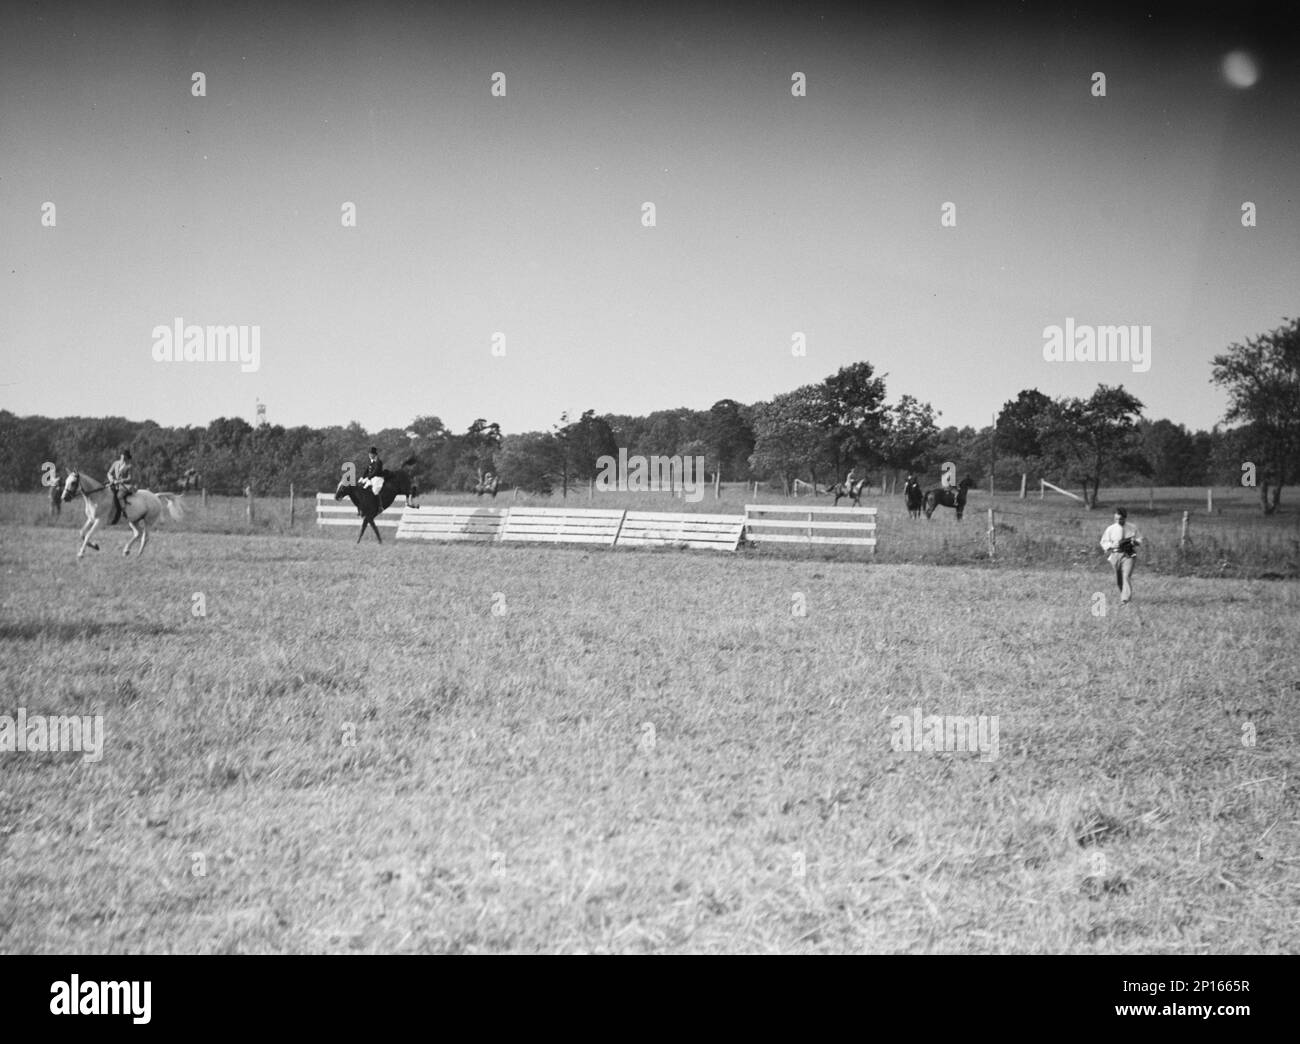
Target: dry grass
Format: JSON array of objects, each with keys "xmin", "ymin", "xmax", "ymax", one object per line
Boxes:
[{"xmin": 1, "ymin": 493, "xmax": 1297, "ymax": 953}]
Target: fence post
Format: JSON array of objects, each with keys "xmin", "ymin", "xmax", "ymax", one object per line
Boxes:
[
  {"xmin": 514, "ymin": 487, "xmax": 519, "ymax": 501},
  {"xmin": 754, "ymin": 481, "xmax": 759, "ymax": 497},
  {"xmin": 245, "ymin": 486, "xmax": 253, "ymax": 523},
  {"xmin": 988, "ymin": 508, "xmax": 995, "ymax": 559},
  {"xmin": 201, "ymin": 487, "xmax": 207, "ymax": 509},
  {"xmin": 289, "ymin": 482, "xmax": 295, "ymax": 526},
  {"xmin": 1180, "ymin": 510, "xmax": 1189, "ymax": 550},
  {"xmin": 714, "ymin": 471, "xmax": 720, "ymax": 500},
  {"xmin": 1019, "ymin": 473, "xmax": 1026, "ymax": 499},
  {"xmin": 1039, "ymin": 479, "xmax": 1044, "ymax": 500},
  {"xmin": 1207, "ymin": 488, "xmax": 1213, "ymax": 514}
]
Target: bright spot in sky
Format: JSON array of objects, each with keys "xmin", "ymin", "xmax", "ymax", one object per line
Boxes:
[{"xmin": 1222, "ymin": 50, "xmax": 1259, "ymax": 88}]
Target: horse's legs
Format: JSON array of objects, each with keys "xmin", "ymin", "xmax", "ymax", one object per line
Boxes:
[
  {"xmin": 78, "ymin": 515, "xmax": 100, "ymax": 556},
  {"xmin": 371, "ymin": 517, "xmax": 383, "ymax": 544},
  {"xmin": 123, "ymin": 519, "xmax": 142, "ymax": 555},
  {"xmin": 137, "ymin": 523, "xmax": 149, "ymax": 556}
]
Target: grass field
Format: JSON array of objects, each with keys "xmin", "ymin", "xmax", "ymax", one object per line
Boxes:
[{"xmin": 2, "ymin": 490, "xmax": 1298, "ymax": 953}]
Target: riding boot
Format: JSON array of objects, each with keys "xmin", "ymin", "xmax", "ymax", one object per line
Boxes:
[{"xmin": 110, "ymin": 490, "xmax": 121, "ymax": 525}]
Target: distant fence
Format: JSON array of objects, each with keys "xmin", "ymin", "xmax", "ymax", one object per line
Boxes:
[
  {"xmin": 394, "ymin": 505, "xmax": 745, "ymax": 552},
  {"xmin": 744, "ymin": 504, "xmax": 877, "ymax": 550},
  {"xmin": 324, "ymin": 499, "xmax": 875, "ymax": 553},
  {"xmin": 315, "ymin": 492, "xmax": 409, "ymax": 529}
]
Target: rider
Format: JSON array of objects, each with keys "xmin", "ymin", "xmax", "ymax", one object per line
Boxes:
[
  {"xmin": 107, "ymin": 448, "xmax": 135, "ymax": 525},
  {"xmin": 903, "ymin": 473, "xmax": 921, "ymax": 505},
  {"xmin": 361, "ymin": 446, "xmax": 384, "ymax": 498},
  {"xmin": 845, "ymin": 464, "xmax": 861, "ymax": 496}
]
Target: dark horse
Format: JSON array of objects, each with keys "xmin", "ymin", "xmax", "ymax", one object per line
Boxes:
[
  {"xmin": 827, "ymin": 478, "xmax": 868, "ymax": 507},
  {"xmin": 923, "ymin": 476, "xmax": 973, "ymax": 520},
  {"xmin": 335, "ymin": 468, "xmax": 420, "ymax": 544},
  {"xmin": 903, "ymin": 478, "xmax": 923, "ymax": 519}
]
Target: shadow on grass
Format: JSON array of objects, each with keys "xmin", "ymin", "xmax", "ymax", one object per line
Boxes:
[{"xmin": 0, "ymin": 621, "xmax": 181, "ymax": 642}]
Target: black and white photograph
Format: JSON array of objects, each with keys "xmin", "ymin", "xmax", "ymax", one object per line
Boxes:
[{"xmin": 1, "ymin": 0, "xmax": 1297, "ymax": 983}]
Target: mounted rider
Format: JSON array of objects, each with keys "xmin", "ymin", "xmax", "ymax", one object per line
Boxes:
[
  {"xmin": 107, "ymin": 448, "xmax": 135, "ymax": 525},
  {"xmin": 360, "ymin": 446, "xmax": 384, "ymax": 499}
]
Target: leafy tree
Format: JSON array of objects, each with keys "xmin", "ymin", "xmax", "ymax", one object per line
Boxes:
[
  {"xmin": 1036, "ymin": 385, "xmax": 1145, "ymax": 508},
  {"xmin": 813, "ymin": 362, "xmax": 889, "ymax": 474},
  {"xmin": 748, "ymin": 387, "xmax": 830, "ymax": 492},
  {"xmin": 705, "ymin": 399, "xmax": 755, "ymax": 481},
  {"xmin": 996, "ymin": 389, "xmax": 1053, "ymax": 461},
  {"xmin": 1210, "ymin": 316, "xmax": 1300, "ymax": 513},
  {"xmin": 880, "ymin": 395, "xmax": 940, "ymax": 475},
  {"xmin": 496, "ymin": 432, "xmax": 561, "ymax": 494}
]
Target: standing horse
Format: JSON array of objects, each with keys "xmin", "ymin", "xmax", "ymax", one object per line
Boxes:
[
  {"xmin": 335, "ymin": 468, "xmax": 419, "ymax": 544},
  {"xmin": 923, "ymin": 476, "xmax": 973, "ymax": 520},
  {"xmin": 62, "ymin": 471, "xmax": 184, "ymax": 557}
]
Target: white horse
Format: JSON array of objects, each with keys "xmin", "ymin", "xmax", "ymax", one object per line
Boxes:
[{"xmin": 62, "ymin": 470, "xmax": 184, "ymax": 557}]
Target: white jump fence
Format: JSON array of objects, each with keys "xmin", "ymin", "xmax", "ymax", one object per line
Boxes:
[
  {"xmin": 318, "ymin": 497, "xmax": 871, "ymax": 553},
  {"xmin": 743, "ymin": 504, "xmax": 877, "ymax": 551},
  {"xmin": 315, "ymin": 492, "xmax": 410, "ymax": 529}
]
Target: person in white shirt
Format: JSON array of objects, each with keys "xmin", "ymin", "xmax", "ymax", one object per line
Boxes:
[{"xmin": 1100, "ymin": 507, "xmax": 1142, "ymax": 604}]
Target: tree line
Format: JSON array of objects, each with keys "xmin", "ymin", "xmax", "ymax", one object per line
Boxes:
[{"xmin": 4, "ymin": 316, "xmax": 1294, "ymax": 511}]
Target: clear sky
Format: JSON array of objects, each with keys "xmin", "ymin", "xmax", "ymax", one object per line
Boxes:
[{"xmin": 2, "ymin": 0, "xmax": 1296, "ymax": 436}]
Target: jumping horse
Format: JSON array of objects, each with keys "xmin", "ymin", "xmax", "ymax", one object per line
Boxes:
[{"xmin": 62, "ymin": 470, "xmax": 184, "ymax": 557}]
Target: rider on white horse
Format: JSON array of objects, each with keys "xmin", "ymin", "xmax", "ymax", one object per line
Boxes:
[{"xmin": 107, "ymin": 448, "xmax": 135, "ymax": 525}]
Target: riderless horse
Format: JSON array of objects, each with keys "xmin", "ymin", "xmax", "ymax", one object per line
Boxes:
[
  {"xmin": 922, "ymin": 476, "xmax": 974, "ymax": 520},
  {"xmin": 62, "ymin": 470, "xmax": 184, "ymax": 557},
  {"xmin": 334, "ymin": 467, "xmax": 420, "ymax": 544}
]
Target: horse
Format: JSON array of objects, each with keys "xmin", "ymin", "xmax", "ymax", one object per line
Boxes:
[
  {"xmin": 827, "ymin": 478, "xmax": 868, "ymax": 507},
  {"xmin": 62, "ymin": 470, "xmax": 184, "ymax": 557},
  {"xmin": 903, "ymin": 480, "xmax": 923, "ymax": 519},
  {"xmin": 335, "ymin": 468, "xmax": 419, "ymax": 544},
  {"xmin": 922, "ymin": 476, "xmax": 974, "ymax": 520},
  {"xmin": 474, "ymin": 474, "xmax": 500, "ymax": 498}
]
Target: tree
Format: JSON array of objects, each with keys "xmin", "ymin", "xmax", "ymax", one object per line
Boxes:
[
  {"xmin": 705, "ymin": 399, "xmax": 755, "ymax": 481},
  {"xmin": 748, "ymin": 387, "xmax": 830, "ymax": 492},
  {"xmin": 879, "ymin": 395, "xmax": 940, "ymax": 475},
  {"xmin": 496, "ymin": 432, "xmax": 562, "ymax": 494},
  {"xmin": 1036, "ymin": 385, "xmax": 1145, "ymax": 508},
  {"xmin": 996, "ymin": 389, "xmax": 1053, "ymax": 460},
  {"xmin": 812, "ymin": 362, "xmax": 889, "ymax": 474},
  {"xmin": 1139, "ymin": 419, "xmax": 1206, "ymax": 487},
  {"xmin": 1210, "ymin": 316, "xmax": 1300, "ymax": 513},
  {"xmin": 558, "ymin": 410, "xmax": 618, "ymax": 487}
]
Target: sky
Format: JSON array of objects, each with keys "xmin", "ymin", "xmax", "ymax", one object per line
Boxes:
[{"xmin": 2, "ymin": 0, "xmax": 1297, "ymax": 438}]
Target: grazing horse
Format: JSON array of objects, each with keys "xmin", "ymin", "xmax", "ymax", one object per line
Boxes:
[
  {"xmin": 827, "ymin": 478, "xmax": 868, "ymax": 507},
  {"xmin": 62, "ymin": 470, "xmax": 184, "ymax": 557},
  {"xmin": 923, "ymin": 476, "xmax": 973, "ymax": 520},
  {"xmin": 335, "ymin": 468, "xmax": 419, "ymax": 544}
]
